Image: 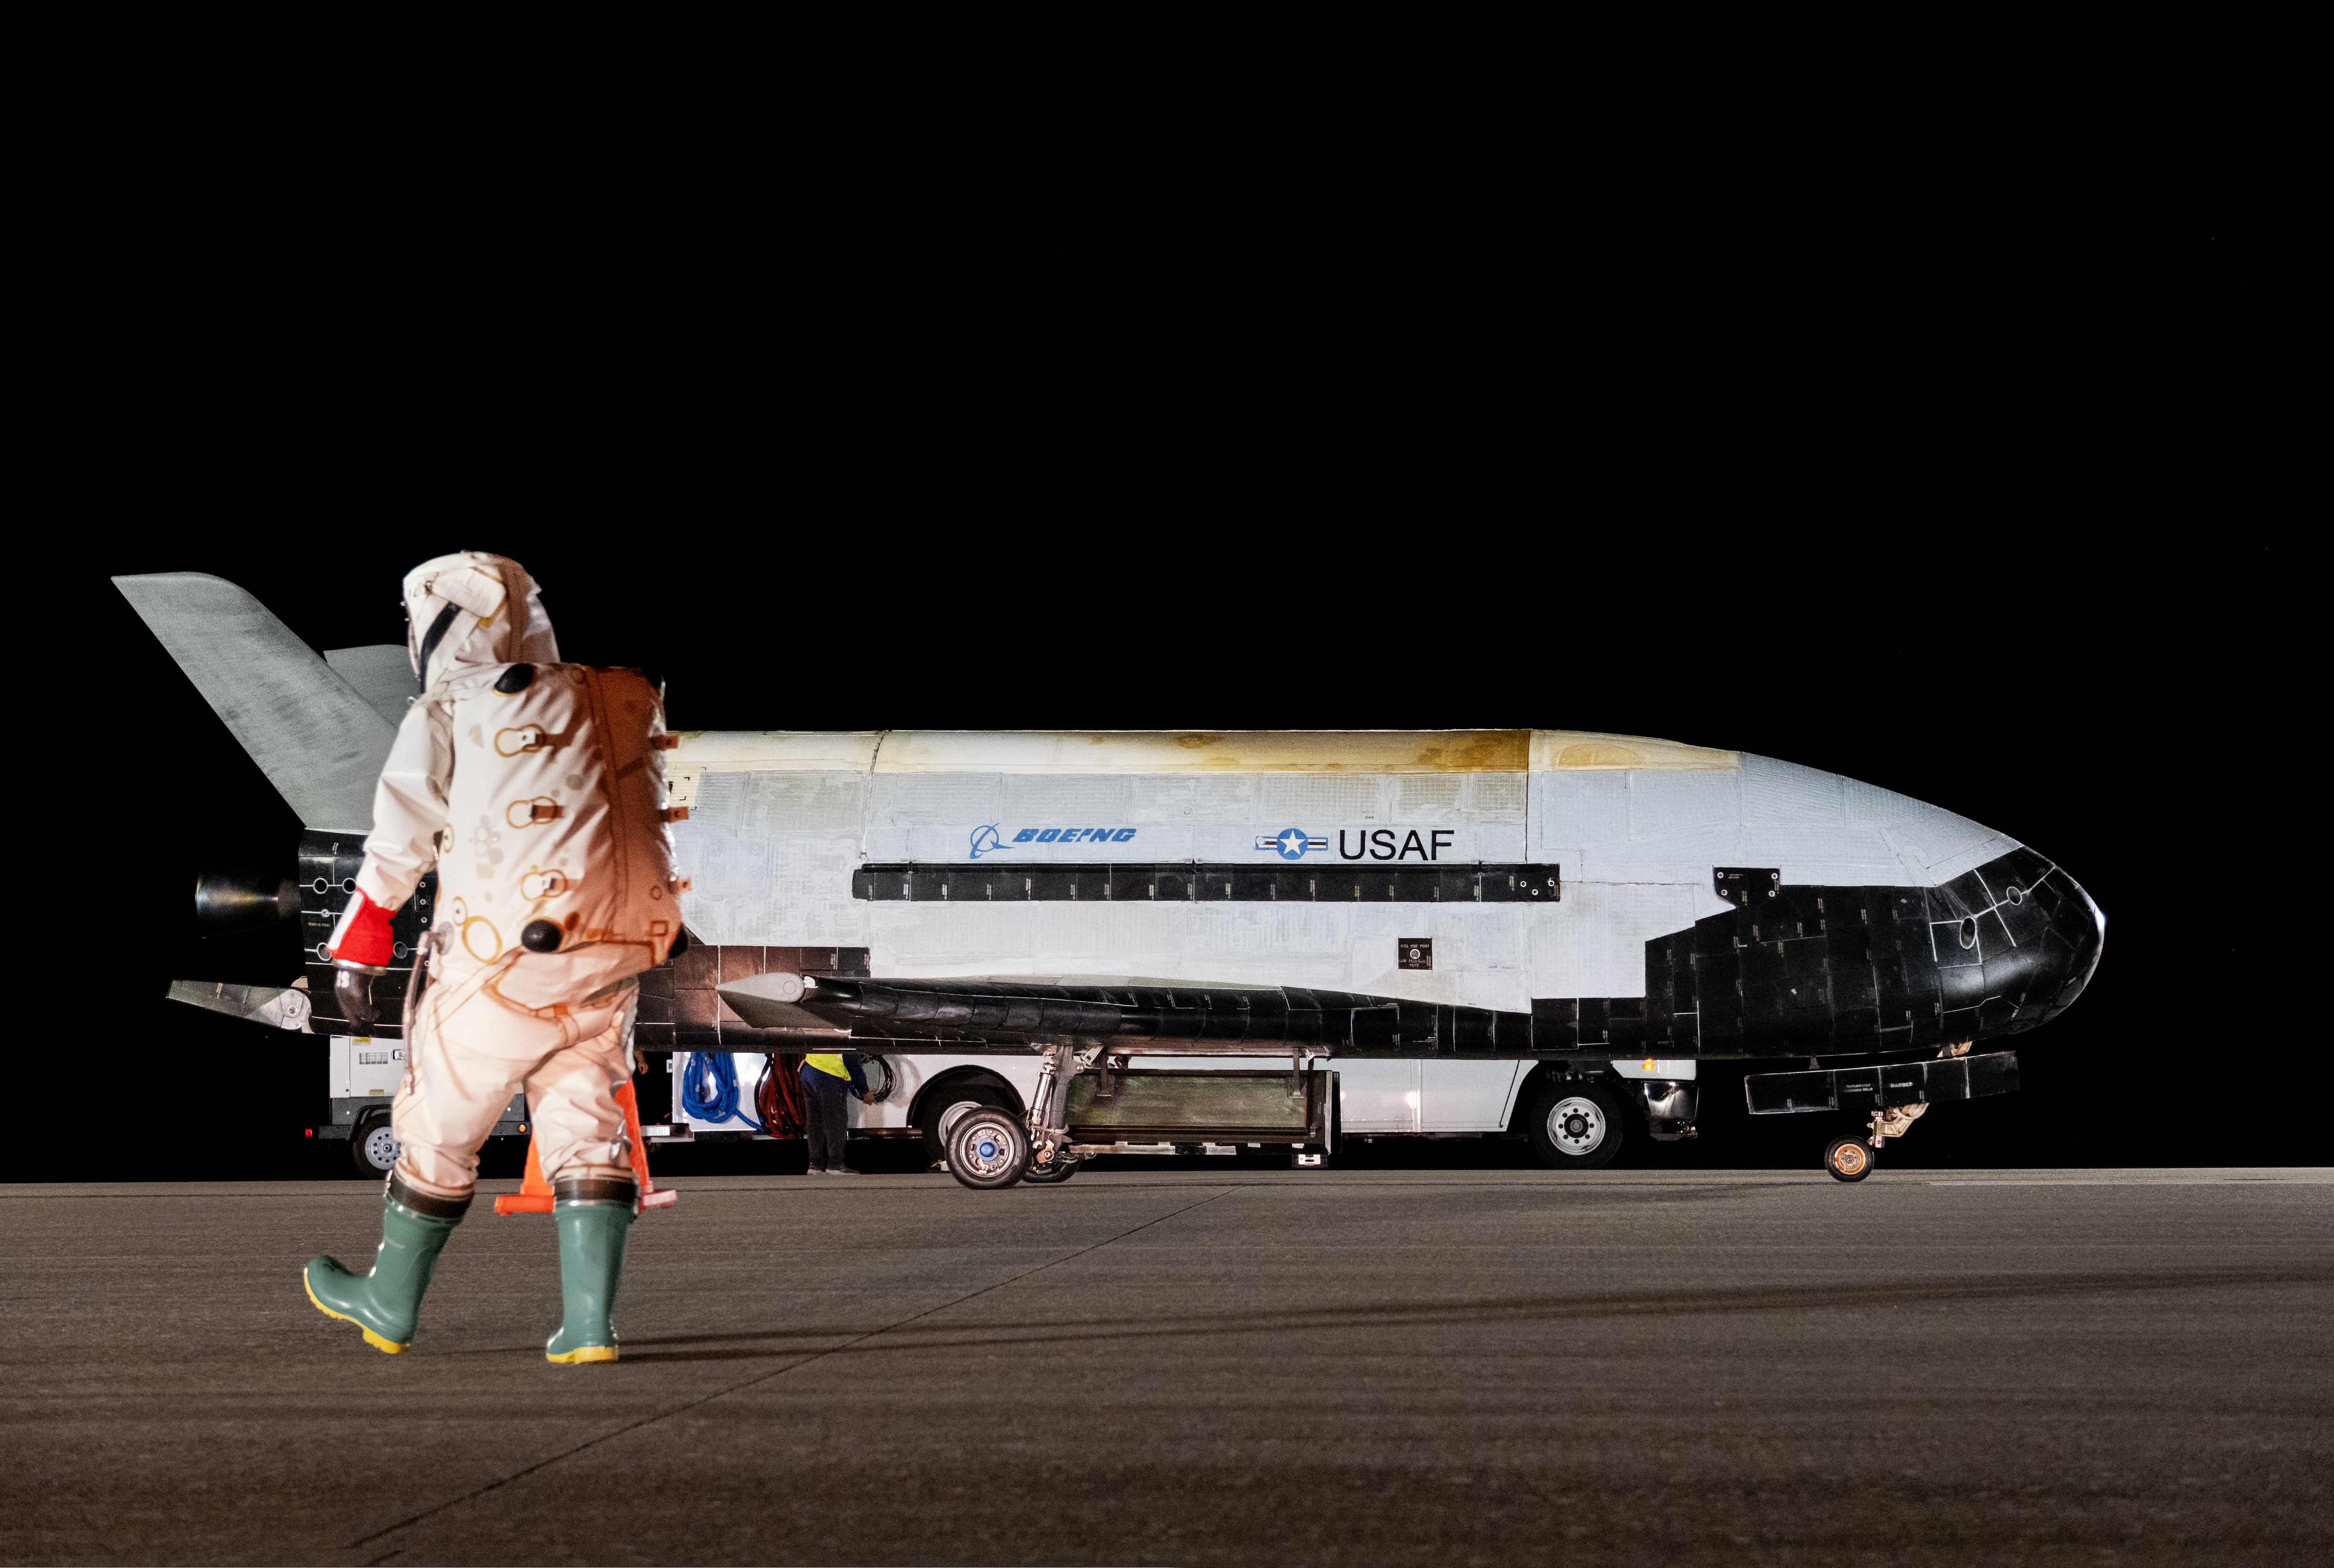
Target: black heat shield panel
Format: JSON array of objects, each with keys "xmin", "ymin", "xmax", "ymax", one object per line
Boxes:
[
  {"xmin": 797, "ymin": 848, "xmax": 2096, "ymax": 1062},
  {"xmin": 1743, "ymin": 1051, "xmax": 2022, "ymax": 1115},
  {"xmin": 852, "ymin": 863, "xmax": 1561, "ymax": 903}
]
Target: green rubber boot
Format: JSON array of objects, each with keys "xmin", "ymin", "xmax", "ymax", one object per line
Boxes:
[
  {"xmin": 545, "ymin": 1197, "xmax": 633, "ymax": 1364},
  {"xmin": 303, "ymin": 1188, "xmax": 464, "ymax": 1354}
]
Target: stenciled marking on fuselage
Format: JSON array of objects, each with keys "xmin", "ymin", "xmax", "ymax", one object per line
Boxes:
[
  {"xmin": 1336, "ymin": 829, "xmax": 1455, "ymax": 862},
  {"xmin": 1255, "ymin": 829, "xmax": 1331, "ymax": 861},
  {"xmin": 1250, "ymin": 828, "xmax": 1458, "ymax": 862},
  {"xmin": 969, "ymin": 826, "xmax": 1139, "ymax": 858}
]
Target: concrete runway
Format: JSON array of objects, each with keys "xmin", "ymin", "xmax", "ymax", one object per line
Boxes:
[{"xmin": 2, "ymin": 1169, "xmax": 2327, "ymax": 1566}]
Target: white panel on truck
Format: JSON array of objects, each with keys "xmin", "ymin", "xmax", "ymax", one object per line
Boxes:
[
  {"xmin": 329, "ymin": 1034, "xmax": 404, "ymax": 1100},
  {"xmin": 1337, "ymin": 1060, "xmax": 1420, "ymax": 1132},
  {"xmin": 1419, "ymin": 1062, "xmax": 1522, "ymax": 1131}
]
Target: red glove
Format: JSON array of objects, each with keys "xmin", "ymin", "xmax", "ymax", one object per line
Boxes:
[{"xmin": 326, "ymin": 891, "xmax": 395, "ymax": 968}]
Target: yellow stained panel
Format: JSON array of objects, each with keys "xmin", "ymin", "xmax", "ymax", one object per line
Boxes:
[
  {"xmin": 1529, "ymin": 731, "xmax": 1739, "ymax": 771},
  {"xmin": 875, "ymin": 730, "xmax": 1533, "ymax": 775},
  {"xmin": 665, "ymin": 728, "xmax": 1738, "ymax": 775}
]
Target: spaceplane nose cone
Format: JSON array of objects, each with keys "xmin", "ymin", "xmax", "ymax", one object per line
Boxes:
[
  {"xmin": 2036, "ymin": 866, "xmax": 2105, "ymax": 1023},
  {"xmin": 1972, "ymin": 851, "xmax": 2105, "ymax": 1038}
]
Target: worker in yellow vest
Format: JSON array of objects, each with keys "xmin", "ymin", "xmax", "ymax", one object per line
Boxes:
[{"xmin": 800, "ymin": 1051, "xmax": 873, "ymax": 1174}]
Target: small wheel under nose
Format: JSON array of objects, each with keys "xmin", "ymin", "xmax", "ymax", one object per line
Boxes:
[{"xmin": 1824, "ymin": 1137, "xmax": 1874, "ymax": 1182}]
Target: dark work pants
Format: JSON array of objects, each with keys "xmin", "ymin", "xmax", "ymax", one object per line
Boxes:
[{"xmin": 801, "ymin": 1066, "xmax": 849, "ymax": 1170}]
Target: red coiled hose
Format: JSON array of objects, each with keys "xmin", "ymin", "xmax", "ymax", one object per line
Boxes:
[{"xmin": 755, "ymin": 1053, "xmax": 806, "ymax": 1138}]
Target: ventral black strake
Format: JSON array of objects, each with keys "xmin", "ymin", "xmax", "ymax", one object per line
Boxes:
[
  {"xmin": 494, "ymin": 664, "xmax": 536, "ymax": 693},
  {"xmin": 520, "ymin": 919, "xmax": 563, "ymax": 952}
]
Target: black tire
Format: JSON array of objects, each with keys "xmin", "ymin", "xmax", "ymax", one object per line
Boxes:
[
  {"xmin": 1524, "ymin": 1079, "xmax": 1624, "ymax": 1170},
  {"xmin": 945, "ymin": 1108, "xmax": 1028, "ymax": 1189},
  {"xmin": 1022, "ymin": 1148, "xmax": 1079, "ymax": 1183},
  {"xmin": 351, "ymin": 1112, "xmax": 401, "ymax": 1179},
  {"xmin": 917, "ymin": 1080, "xmax": 1016, "ymax": 1167},
  {"xmin": 1824, "ymin": 1137, "xmax": 1874, "ymax": 1182}
]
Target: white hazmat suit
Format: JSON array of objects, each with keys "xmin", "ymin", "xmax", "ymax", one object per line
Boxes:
[
  {"xmin": 306, "ymin": 552, "xmax": 684, "ymax": 1361},
  {"xmin": 327, "ymin": 550, "xmax": 685, "ymax": 1202}
]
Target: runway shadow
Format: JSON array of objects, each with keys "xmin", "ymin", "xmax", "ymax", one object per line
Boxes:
[{"xmin": 610, "ymin": 1260, "xmax": 2332, "ymax": 1363}]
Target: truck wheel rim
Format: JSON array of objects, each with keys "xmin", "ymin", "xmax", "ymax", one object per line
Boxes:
[
  {"xmin": 364, "ymin": 1126, "xmax": 401, "ymax": 1171},
  {"xmin": 1546, "ymin": 1096, "xmax": 1604, "ymax": 1154}
]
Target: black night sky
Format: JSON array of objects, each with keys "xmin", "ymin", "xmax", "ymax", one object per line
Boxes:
[{"xmin": 28, "ymin": 141, "xmax": 2312, "ymax": 1176}]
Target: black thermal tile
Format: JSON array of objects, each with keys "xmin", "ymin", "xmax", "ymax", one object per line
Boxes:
[{"xmin": 1390, "ymin": 869, "xmax": 1440, "ymax": 902}]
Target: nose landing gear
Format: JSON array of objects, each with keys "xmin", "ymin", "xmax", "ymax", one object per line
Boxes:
[
  {"xmin": 1823, "ymin": 1137, "xmax": 1873, "ymax": 1181},
  {"xmin": 1823, "ymin": 1102, "xmax": 1927, "ymax": 1181}
]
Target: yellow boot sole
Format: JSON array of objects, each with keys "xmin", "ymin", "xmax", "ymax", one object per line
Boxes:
[
  {"xmin": 304, "ymin": 1270, "xmax": 408, "ymax": 1354},
  {"xmin": 546, "ymin": 1343, "xmax": 619, "ymax": 1364}
]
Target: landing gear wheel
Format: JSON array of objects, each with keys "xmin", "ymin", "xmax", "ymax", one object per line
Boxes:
[
  {"xmin": 1525, "ymin": 1081, "xmax": 1623, "ymax": 1170},
  {"xmin": 1022, "ymin": 1148, "xmax": 1080, "ymax": 1184},
  {"xmin": 1824, "ymin": 1137, "xmax": 1874, "ymax": 1182},
  {"xmin": 920, "ymin": 1085, "xmax": 1015, "ymax": 1168},
  {"xmin": 945, "ymin": 1108, "xmax": 1029, "ymax": 1189},
  {"xmin": 351, "ymin": 1112, "xmax": 400, "ymax": 1179}
]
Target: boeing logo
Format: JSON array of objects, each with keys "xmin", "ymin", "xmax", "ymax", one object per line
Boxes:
[
  {"xmin": 970, "ymin": 825, "xmax": 1139, "ymax": 858},
  {"xmin": 1256, "ymin": 829, "xmax": 1330, "ymax": 862}
]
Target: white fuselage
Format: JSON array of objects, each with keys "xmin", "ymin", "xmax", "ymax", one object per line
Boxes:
[{"xmin": 664, "ymin": 728, "xmax": 2014, "ymax": 1015}]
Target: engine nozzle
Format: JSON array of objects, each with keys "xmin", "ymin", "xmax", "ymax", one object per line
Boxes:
[{"xmin": 193, "ymin": 869, "xmax": 301, "ymax": 935}]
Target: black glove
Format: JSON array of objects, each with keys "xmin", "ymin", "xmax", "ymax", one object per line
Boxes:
[{"xmin": 335, "ymin": 964, "xmax": 381, "ymax": 1027}]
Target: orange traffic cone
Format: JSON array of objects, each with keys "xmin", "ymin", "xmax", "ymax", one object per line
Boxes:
[{"xmin": 494, "ymin": 1080, "xmax": 675, "ymax": 1215}]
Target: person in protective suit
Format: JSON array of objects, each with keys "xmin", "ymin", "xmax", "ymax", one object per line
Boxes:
[{"xmin": 304, "ymin": 551, "xmax": 686, "ymax": 1363}]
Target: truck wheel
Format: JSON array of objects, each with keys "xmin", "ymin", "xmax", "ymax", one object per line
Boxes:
[
  {"xmin": 351, "ymin": 1112, "xmax": 401, "ymax": 1179},
  {"xmin": 1525, "ymin": 1081, "xmax": 1623, "ymax": 1170},
  {"xmin": 945, "ymin": 1108, "xmax": 1028, "ymax": 1189},
  {"xmin": 919, "ymin": 1083, "xmax": 1014, "ymax": 1167},
  {"xmin": 1824, "ymin": 1137, "xmax": 1874, "ymax": 1181}
]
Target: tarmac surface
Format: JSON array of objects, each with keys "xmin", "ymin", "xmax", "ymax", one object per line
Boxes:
[{"xmin": 2, "ymin": 1167, "xmax": 2328, "ymax": 1566}]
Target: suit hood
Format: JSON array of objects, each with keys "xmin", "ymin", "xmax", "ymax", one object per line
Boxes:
[{"xmin": 401, "ymin": 551, "xmax": 559, "ymax": 689}]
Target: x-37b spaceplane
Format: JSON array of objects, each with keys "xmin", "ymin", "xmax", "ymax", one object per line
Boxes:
[{"xmin": 123, "ymin": 573, "xmax": 2104, "ymax": 1186}]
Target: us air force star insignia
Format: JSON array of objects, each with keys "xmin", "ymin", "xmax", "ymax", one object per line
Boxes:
[{"xmin": 1254, "ymin": 830, "xmax": 1328, "ymax": 859}]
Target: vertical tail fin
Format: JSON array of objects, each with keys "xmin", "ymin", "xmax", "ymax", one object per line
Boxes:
[{"xmin": 114, "ymin": 573, "xmax": 395, "ymax": 832}]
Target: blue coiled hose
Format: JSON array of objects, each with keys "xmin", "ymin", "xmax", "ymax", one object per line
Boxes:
[{"xmin": 681, "ymin": 1051, "xmax": 764, "ymax": 1132}]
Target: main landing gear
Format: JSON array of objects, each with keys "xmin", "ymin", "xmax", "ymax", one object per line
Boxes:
[
  {"xmin": 939, "ymin": 1045, "xmax": 1330, "ymax": 1189},
  {"xmin": 1021, "ymin": 1146, "xmax": 1082, "ymax": 1184},
  {"xmin": 944, "ymin": 1043, "xmax": 1085, "ymax": 1190},
  {"xmin": 945, "ymin": 1107, "xmax": 1029, "ymax": 1189}
]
